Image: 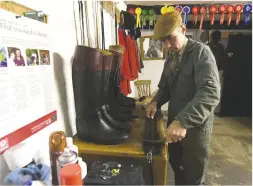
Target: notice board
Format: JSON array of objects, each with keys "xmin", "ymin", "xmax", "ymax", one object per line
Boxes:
[{"xmin": 0, "ymin": 9, "xmax": 57, "ymax": 154}]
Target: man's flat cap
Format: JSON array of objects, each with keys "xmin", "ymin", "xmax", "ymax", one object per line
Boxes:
[{"xmin": 153, "ymin": 11, "xmax": 183, "ymax": 40}]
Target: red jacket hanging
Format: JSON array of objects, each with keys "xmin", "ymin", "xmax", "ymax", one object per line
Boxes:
[
  {"xmin": 126, "ymin": 34, "xmax": 139, "ymax": 80},
  {"xmin": 118, "ymin": 27, "xmax": 140, "ymax": 95},
  {"xmin": 118, "ymin": 28, "xmax": 132, "ymax": 81},
  {"xmin": 118, "ymin": 28, "xmax": 131, "ymax": 95}
]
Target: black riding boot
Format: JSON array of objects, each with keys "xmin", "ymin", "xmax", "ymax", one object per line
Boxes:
[
  {"xmin": 103, "ymin": 47, "xmax": 138, "ymax": 122},
  {"xmin": 109, "ymin": 45, "xmax": 136, "ymax": 109},
  {"xmin": 98, "ymin": 49, "xmax": 131, "ymax": 132},
  {"xmin": 72, "ymin": 45, "xmax": 129, "ymax": 145}
]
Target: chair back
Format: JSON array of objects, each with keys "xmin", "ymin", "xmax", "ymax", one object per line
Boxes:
[{"xmin": 134, "ymin": 80, "xmax": 151, "ymax": 98}]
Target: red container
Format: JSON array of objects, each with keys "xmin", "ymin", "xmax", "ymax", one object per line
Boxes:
[{"xmin": 59, "ymin": 164, "xmax": 82, "ymax": 185}]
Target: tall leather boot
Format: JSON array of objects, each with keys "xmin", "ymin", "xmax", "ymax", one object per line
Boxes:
[
  {"xmin": 102, "ymin": 45, "xmax": 138, "ymax": 122},
  {"xmin": 102, "ymin": 53, "xmax": 133, "ymax": 122},
  {"xmin": 109, "ymin": 45, "xmax": 136, "ymax": 109},
  {"xmin": 72, "ymin": 45, "xmax": 129, "ymax": 145},
  {"xmin": 97, "ymin": 49, "xmax": 131, "ymax": 132},
  {"xmin": 101, "ymin": 50, "xmax": 137, "ymax": 122},
  {"xmin": 105, "ymin": 48, "xmax": 133, "ymax": 114}
]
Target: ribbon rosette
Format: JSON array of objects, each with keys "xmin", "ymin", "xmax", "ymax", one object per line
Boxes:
[
  {"xmin": 226, "ymin": 5, "xmax": 234, "ymax": 26},
  {"xmin": 141, "ymin": 9, "xmax": 148, "ymax": 27},
  {"xmin": 175, "ymin": 5, "xmax": 182, "ymax": 14},
  {"xmin": 209, "ymin": 5, "xmax": 217, "ymax": 25},
  {"xmin": 182, "ymin": 6, "xmax": 190, "ymax": 25},
  {"xmin": 199, "ymin": 6, "xmax": 207, "ymax": 31},
  {"xmin": 192, "ymin": 6, "xmax": 199, "ymax": 26},
  {"xmin": 219, "ymin": 5, "xmax": 226, "ymax": 24},
  {"xmin": 149, "ymin": 9, "xmax": 155, "ymax": 27},
  {"xmin": 243, "ymin": 4, "xmax": 252, "ymax": 25},
  {"xmin": 135, "ymin": 7, "xmax": 142, "ymax": 27},
  {"xmin": 234, "ymin": 4, "xmax": 243, "ymax": 25},
  {"xmin": 161, "ymin": 6, "xmax": 168, "ymax": 15}
]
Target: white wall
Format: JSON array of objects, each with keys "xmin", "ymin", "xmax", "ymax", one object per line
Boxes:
[
  {"xmin": 138, "ymin": 60, "xmax": 164, "ymax": 93},
  {"xmin": 133, "ymin": 60, "xmax": 168, "ymax": 111},
  {"xmin": 0, "ymin": 0, "xmax": 126, "ymax": 184}
]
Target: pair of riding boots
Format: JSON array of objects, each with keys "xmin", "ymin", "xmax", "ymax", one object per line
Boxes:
[{"xmin": 72, "ymin": 45, "xmax": 136, "ymax": 145}]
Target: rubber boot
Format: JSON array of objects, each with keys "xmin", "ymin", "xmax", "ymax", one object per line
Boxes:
[
  {"xmin": 98, "ymin": 49, "xmax": 131, "ymax": 132},
  {"xmin": 72, "ymin": 45, "xmax": 129, "ymax": 145}
]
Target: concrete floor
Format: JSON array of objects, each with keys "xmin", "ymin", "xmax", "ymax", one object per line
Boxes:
[{"xmin": 166, "ymin": 116, "xmax": 252, "ymax": 185}]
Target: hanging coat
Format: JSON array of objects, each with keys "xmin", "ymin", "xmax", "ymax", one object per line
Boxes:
[
  {"xmin": 118, "ymin": 27, "xmax": 141, "ymax": 95},
  {"xmin": 118, "ymin": 28, "xmax": 132, "ymax": 95},
  {"xmin": 118, "ymin": 28, "xmax": 132, "ymax": 80},
  {"xmin": 126, "ymin": 34, "xmax": 139, "ymax": 80},
  {"xmin": 118, "ymin": 27, "xmax": 132, "ymax": 95}
]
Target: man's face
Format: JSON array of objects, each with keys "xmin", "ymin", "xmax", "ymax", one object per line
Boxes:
[{"xmin": 161, "ymin": 25, "xmax": 186, "ymax": 53}]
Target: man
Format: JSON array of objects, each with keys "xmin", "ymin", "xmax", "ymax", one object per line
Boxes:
[{"xmin": 146, "ymin": 11, "xmax": 220, "ymax": 185}]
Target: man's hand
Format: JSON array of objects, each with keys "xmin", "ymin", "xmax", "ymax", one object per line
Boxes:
[
  {"xmin": 146, "ymin": 101, "xmax": 157, "ymax": 119},
  {"xmin": 165, "ymin": 120, "xmax": 187, "ymax": 143}
]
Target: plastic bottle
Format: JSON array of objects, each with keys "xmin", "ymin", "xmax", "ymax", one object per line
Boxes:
[
  {"xmin": 57, "ymin": 148, "xmax": 78, "ymax": 182},
  {"xmin": 59, "ymin": 164, "xmax": 82, "ymax": 185},
  {"xmin": 66, "ymin": 137, "xmax": 78, "ymax": 155},
  {"xmin": 78, "ymin": 157, "xmax": 87, "ymax": 179}
]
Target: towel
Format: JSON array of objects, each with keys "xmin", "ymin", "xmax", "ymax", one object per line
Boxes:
[{"xmin": 4, "ymin": 163, "xmax": 51, "ymax": 185}]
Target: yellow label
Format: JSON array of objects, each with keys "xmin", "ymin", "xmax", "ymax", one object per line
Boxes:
[{"xmin": 111, "ymin": 168, "xmax": 120, "ymax": 176}]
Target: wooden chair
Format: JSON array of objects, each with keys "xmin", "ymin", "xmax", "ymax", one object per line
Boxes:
[{"xmin": 134, "ymin": 80, "xmax": 152, "ymax": 98}]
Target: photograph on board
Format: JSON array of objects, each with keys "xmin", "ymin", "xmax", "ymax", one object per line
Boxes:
[
  {"xmin": 39, "ymin": 50, "xmax": 50, "ymax": 65},
  {"xmin": 0, "ymin": 47, "xmax": 7, "ymax": 67},
  {"xmin": 7, "ymin": 47, "xmax": 26, "ymax": 66},
  {"xmin": 26, "ymin": 49, "xmax": 39, "ymax": 66},
  {"xmin": 140, "ymin": 36, "xmax": 165, "ymax": 61},
  {"xmin": 146, "ymin": 38, "xmax": 163, "ymax": 58}
]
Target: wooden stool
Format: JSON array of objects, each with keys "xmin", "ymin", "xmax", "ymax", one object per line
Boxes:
[{"xmin": 73, "ymin": 105, "xmax": 168, "ymax": 185}]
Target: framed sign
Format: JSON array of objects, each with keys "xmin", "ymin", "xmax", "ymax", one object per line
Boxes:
[{"xmin": 140, "ymin": 36, "xmax": 165, "ymax": 61}]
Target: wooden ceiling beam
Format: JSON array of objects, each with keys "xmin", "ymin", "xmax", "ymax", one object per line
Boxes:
[{"xmin": 0, "ymin": 1, "xmax": 34, "ymax": 16}]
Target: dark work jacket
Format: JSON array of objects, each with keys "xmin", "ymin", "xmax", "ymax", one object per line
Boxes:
[{"xmin": 153, "ymin": 38, "xmax": 220, "ymax": 129}]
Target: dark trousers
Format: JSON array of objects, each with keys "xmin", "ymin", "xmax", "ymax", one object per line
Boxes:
[{"xmin": 168, "ymin": 119, "xmax": 213, "ymax": 185}]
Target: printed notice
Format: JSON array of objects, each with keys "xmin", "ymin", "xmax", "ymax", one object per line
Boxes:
[{"xmin": 0, "ymin": 9, "xmax": 57, "ymax": 148}]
